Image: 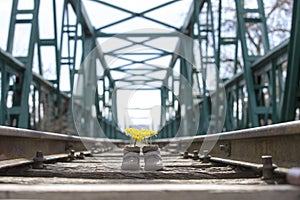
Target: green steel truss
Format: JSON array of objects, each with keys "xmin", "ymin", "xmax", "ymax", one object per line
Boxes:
[
  {"xmin": 0, "ymin": 0, "xmax": 299, "ymax": 138},
  {"xmin": 281, "ymin": 0, "xmax": 300, "ymax": 122}
]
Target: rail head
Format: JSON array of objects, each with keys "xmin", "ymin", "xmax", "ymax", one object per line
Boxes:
[
  {"xmin": 0, "ymin": 125, "xmax": 124, "ymax": 143},
  {"xmin": 154, "ymin": 120, "xmax": 300, "ymax": 143}
]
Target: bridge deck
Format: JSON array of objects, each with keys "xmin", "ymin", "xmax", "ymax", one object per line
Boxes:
[
  {"xmin": 1, "ymin": 148, "xmax": 299, "ymax": 199},
  {"xmin": 1, "ymin": 148, "xmax": 263, "ymax": 182}
]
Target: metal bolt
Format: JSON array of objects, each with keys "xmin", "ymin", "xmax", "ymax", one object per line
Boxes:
[
  {"xmin": 68, "ymin": 149, "xmax": 76, "ymax": 161},
  {"xmin": 287, "ymin": 168, "xmax": 300, "ymax": 186},
  {"xmin": 219, "ymin": 143, "xmax": 231, "ymax": 156},
  {"xmin": 77, "ymin": 152, "xmax": 85, "ymax": 159},
  {"xmin": 33, "ymin": 151, "xmax": 45, "ymax": 169},
  {"xmin": 183, "ymin": 151, "xmax": 189, "ymax": 159},
  {"xmin": 219, "ymin": 145, "xmax": 225, "ymax": 151},
  {"xmin": 200, "ymin": 150, "xmax": 211, "ymax": 163},
  {"xmin": 261, "ymin": 155, "xmax": 275, "ymax": 180},
  {"xmin": 193, "ymin": 150, "xmax": 199, "ymax": 160}
]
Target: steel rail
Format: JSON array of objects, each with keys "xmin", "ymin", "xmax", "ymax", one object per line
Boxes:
[
  {"xmin": 0, "ymin": 126, "xmax": 124, "ymax": 161},
  {"xmin": 155, "ymin": 120, "xmax": 300, "ymax": 169},
  {"xmin": 209, "ymin": 157, "xmax": 288, "ymax": 176},
  {"xmin": 1, "ymin": 120, "xmax": 299, "ymax": 174},
  {"xmin": 0, "ymin": 151, "xmax": 93, "ymax": 171}
]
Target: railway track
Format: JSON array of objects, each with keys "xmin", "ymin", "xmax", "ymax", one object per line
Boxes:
[{"xmin": 0, "ymin": 122, "xmax": 300, "ymax": 199}]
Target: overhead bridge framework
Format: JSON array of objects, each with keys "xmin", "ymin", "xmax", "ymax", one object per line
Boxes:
[{"xmin": 0, "ymin": 0, "xmax": 299, "ymax": 139}]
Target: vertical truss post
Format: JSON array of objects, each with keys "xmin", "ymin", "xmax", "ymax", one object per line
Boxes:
[
  {"xmin": 18, "ymin": 0, "xmax": 40, "ymax": 128},
  {"xmin": 81, "ymin": 35, "xmax": 96, "ymax": 137},
  {"xmin": 281, "ymin": 0, "xmax": 300, "ymax": 121},
  {"xmin": 37, "ymin": 0, "xmax": 61, "ymax": 113},
  {"xmin": 60, "ymin": 0, "xmax": 82, "ymax": 95},
  {"xmin": 160, "ymin": 86, "xmax": 167, "ymax": 138},
  {"xmin": 100, "ymin": 71, "xmax": 116, "ymax": 139},
  {"xmin": 217, "ymin": 0, "xmax": 239, "ymax": 74},
  {"xmin": 235, "ymin": 0, "xmax": 270, "ymax": 127},
  {"xmin": 112, "ymin": 86, "xmax": 118, "ymax": 138},
  {"xmin": 170, "ymin": 71, "xmax": 176, "ymax": 138},
  {"xmin": 108, "ymin": 84, "xmax": 113, "ymax": 138},
  {"xmin": 216, "ymin": 0, "xmax": 222, "ymax": 71},
  {"xmin": 257, "ymin": 0, "xmax": 270, "ymax": 52},
  {"xmin": 0, "ymin": 60, "xmax": 7, "ymax": 125},
  {"xmin": 100, "ymin": 76, "xmax": 106, "ymax": 137},
  {"xmin": 194, "ymin": 0, "xmax": 218, "ymax": 134},
  {"xmin": 70, "ymin": 0, "xmax": 80, "ymax": 94},
  {"xmin": 6, "ymin": 0, "xmax": 40, "ymax": 128},
  {"xmin": 38, "ymin": 0, "xmax": 61, "ymax": 110},
  {"xmin": 217, "ymin": 0, "xmax": 240, "ymax": 130},
  {"xmin": 104, "ymin": 76, "xmax": 109, "ymax": 138},
  {"xmin": 179, "ymin": 37, "xmax": 194, "ymax": 136},
  {"xmin": 61, "ymin": 0, "xmax": 85, "ymax": 134},
  {"xmin": 172, "ymin": 74, "xmax": 178, "ymax": 138},
  {"xmin": 163, "ymin": 68, "xmax": 177, "ymax": 138}
]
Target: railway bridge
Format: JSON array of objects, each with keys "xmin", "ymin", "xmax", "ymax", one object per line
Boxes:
[{"xmin": 0, "ymin": 0, "xmax": 300, "ymax": 199}]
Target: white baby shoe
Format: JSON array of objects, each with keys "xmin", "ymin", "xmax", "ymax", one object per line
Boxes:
[
  {"xmin": 143, "ymin": 145, "xmax": 163, "ymax": 171},
  {"xmin": 121, "ymin": 146, "xmax": 140, "ymax": 171}
]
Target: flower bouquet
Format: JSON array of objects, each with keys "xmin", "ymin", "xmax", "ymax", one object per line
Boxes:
[{"xmin": 125, "ymin": 127, "xmax": 158, "ymax": 146}]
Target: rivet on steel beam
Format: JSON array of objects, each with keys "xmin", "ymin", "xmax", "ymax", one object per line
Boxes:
[
  {"xmin": 219, "ymin": 145, "xmax": 225, "ymax": 151},
  {"xmin": 261, "ymin": 155, "xmax": 276, "ymax": 180},
  {"xmin": 77, "ymin": 152, "xmax": 85, "ymax": 160},
  {"xmin": 33, "ymin": 151, "xmax": 45, "ymax": 169},
  {"xmin": 219, "ymin": 142, "xmax": 231, "ymax": 157},
  {"xmin": 68, "ymin": 150, "xmax": 76, "ymax": 161},
  {"xmin": 193, "ymin": 150, "xmax": 199, "ymax": 160},
  {"xmin": 200, "ymin": 150, "xmax": 211, "ymax": 163},
  {"xmin": 183, "ymin": 151, "xmax": 189, "ymax": 159},
  {"xmin": 287, "ymin": 168, "xmax": 300, "ymax": 186}
]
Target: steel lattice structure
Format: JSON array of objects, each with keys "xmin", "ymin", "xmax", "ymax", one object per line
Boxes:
[{"xmin": 0, "ymin": 0, "xmax": 299, "ymax": 139}]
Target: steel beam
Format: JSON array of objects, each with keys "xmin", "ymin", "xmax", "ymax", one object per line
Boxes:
[
  {"xmin": 281, "ymin": 0, "xmax": 300, "ymax": 121},
  {"xmin": 235, "ymin": 0, "xmax": 270, "ymax": 127}
]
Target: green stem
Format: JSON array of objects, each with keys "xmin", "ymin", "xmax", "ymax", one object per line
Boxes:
[{"xmin": 134, "ymin": 139, "xmax": 137, "ymax": 146}]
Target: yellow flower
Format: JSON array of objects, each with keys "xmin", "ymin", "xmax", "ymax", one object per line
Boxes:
[{"xmin": 125, "ymin": 127, "xmax": 158, "ymax": 143}]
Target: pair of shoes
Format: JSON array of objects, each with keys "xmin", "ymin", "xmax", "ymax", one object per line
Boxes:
[{"xmin": 121, "ymin": 145, "xmax": 163, "ymax": 171}]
